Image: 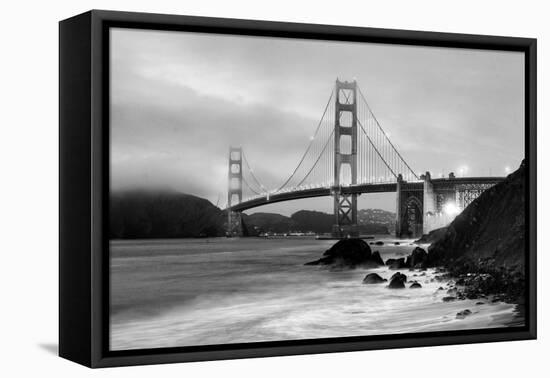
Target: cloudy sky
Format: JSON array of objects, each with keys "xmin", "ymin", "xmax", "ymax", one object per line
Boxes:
[{"xmin": 110, "ymin": 28, "xmax": 524, "ymax": 214}]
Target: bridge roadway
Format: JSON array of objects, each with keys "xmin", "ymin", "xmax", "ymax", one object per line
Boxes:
[{"xmin": 228, "ymin": 176, "xmax": 505, "ymax": 212}]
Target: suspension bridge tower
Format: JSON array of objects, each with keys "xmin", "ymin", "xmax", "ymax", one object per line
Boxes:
[
  {"xmin": 332, "ymin": 79, "xmax": 359, "ymax": 238},
  {"xmin": 227, "ymin": 146, "xmax": 243, "ymax": 236}
]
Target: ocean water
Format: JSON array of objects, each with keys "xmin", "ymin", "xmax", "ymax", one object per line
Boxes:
[{"xmin": 110, "ymin": 237, "xmax": 520, "ymax": 351}]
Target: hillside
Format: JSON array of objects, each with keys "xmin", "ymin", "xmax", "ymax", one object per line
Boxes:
[
  {"xmin": 244, "ymin": 209, "xmax": 391, "ymax": 234},
  {"xmin": 291, "ymin": 210, "xmax": 334, "ymax": 233},
  {"xmin": 358, "ymin": 209, "xmax": 396, "ymax": 233},
  {"xmin": 110, "ymin": 190, "xmax": 225, "ymax": 239},
  {"xmin": 427, "ymin": 160, "xmax": 526, "ymax": 273},
  {"xmin": 245, "ymin": 212, "xmax": 296, "ymax": 234}
]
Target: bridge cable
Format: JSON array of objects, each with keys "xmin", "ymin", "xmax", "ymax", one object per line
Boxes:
[
  {"xmin": 241, "ymin": 151, "xmax": 266, "ymax": 193},
  {"xmin": 357, "ymin": 86, "xmax": 419, "ymax": 180},
  {"xmin": 294, "ymin": 129, "xmax": 335, "ymax": 188},
  {"xmin": 241, "ymin": 176, "xmax": 261, "ymax": 196},
  {"xmin": 275, "ymin": 90, "xmax": 335, "ymax": 192},
  {"xmin": 357, "ymin": 119, "xmax": 398, "ymax": 179}
]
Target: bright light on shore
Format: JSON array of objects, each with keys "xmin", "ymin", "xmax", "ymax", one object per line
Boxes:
[{"xmin": 443, "ymin": 202, "xmax": 461, "ymax": 216}]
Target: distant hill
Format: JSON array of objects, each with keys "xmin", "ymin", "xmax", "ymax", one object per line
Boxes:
[
  {"xmin": 358, "ymin": 209, "xmax": 396, "ymax": 234},
  {"xmin": 291, "ymin": 210, "xmax": 334, "ymax": 233},
  {"xmin": 110, "ymin": 190, "xmax": 225, "ymax": 239},
  {"xmin": 427, "ymin": 160, "xmax": 526, "ymax": 273},
  {"xmin": 358, "ymin": 208, "xmax": 395, "ymax": 224},
  {"xmin": 245, "ymin": 212, "xmax": 296, "ymax": 234},
  {"xmin": 244, "ymin": 209, "xmax": 392, "ymax": 235},
  {"xmin": 110, "ymin": 190, "xmax": 395, "ymax": 238}
]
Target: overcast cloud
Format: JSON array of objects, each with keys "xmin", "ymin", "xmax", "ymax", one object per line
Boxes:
[{"xmin": 110, "ymin": 28, "xmax": 524, "ymax": 214}]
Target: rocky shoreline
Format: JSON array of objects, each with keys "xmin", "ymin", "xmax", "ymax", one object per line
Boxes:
[
  {"xmin": 424, "ymin": 161, "xmax": 526, "ymax": 305},
  {"xmin": 305, "ymin": 238, "xmax": 524, "ymax": 324}
]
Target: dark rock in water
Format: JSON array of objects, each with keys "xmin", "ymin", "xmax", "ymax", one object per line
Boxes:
[
  {"xmin": 375, "ymin": 241, "xmax": 384, "ymax": 246},
  {"xmin": 388, "ymin": 272, "xmax": 407, "ymax": 289},
  {"xmin": 456, "ymin": 309, "xmax": 472, "ymax": 319},
  {"xmin": 394, "ymin": 242, "xmax": 401, "ymax": 245},
  {"xmin": 409, "ymin": 281, "xmax": 422, "ymax": 289},
  {"xmin": 476, "ymin": 302, "xmax": 485, "ymax": 305},
  {"xmin": 387, "ymin": 257, "xmax": 407, "ymax": 270},
  {"xmin": 438, "ymin": 287, "xmax": 445, "ymax": 291},
  {"xmin": 363, "ymin": 273, "xmax": 387, "ymax": 284},
  {"xmin": 371, "ymin": 251, "xmax": 384, "ymax": 266},
  {"xmin": 391, "ymin": 272, "xmax": 407, "ymax": 282},
  {"xmin": 442, "ymin": 296, "xmax": 456, "ymax": 302},
  {"xmin": 405, "ymin": 247, "xmax": 429, "ymax": 269},
  {"xmin": 305, "ymin": 239, "xmax": 385, "ymax": 269}
]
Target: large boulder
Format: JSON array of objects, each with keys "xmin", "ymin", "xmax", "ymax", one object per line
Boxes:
[
  {"xmin": 388, "ymin": 272, "xmax": 407, "ymax": 289},
  {"xmin": 405, "ymin": 247, "xmax": 429, "ymax": 269},
  {"xmin": 305, "ymin": 239, "xmax": 385, "ymax": 269},
  {"xmin": 409, "ymin": 281, "xmax": 422, "ymax": 289},
  {"xmin": 363, "ymin": 273, "xmax": 387, "ymax": 284},
  {"xmin": 390, "ymin": 271, "xmax": 407, "ymax": 282}
]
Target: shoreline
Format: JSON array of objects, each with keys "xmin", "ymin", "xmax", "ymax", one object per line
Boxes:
[{"xmin": 110, "ymin": 238, "xmax": 523, "ymax": 350}]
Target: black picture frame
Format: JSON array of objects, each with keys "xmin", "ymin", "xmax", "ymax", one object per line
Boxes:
[{"xmin": 59, "ymin": 9, "xmax": 537, "ymax": 368}]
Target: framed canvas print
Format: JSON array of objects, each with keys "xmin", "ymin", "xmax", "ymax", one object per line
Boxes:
[{"xmin": 59, "ymin": 10, "xmax": 537, "ymax": 368}]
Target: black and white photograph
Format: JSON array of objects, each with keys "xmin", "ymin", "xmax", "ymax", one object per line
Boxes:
[
  {"xmin": 2, "ymin": 0, "xmax": 547, "ymax": 375},
  {"xmin": 108, "ymin": 27, "xmax": 527, "ymax": 351}
]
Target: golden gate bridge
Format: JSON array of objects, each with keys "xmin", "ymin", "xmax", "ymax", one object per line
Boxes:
[{"xmin": 225, "ymin": 79, "xmax": 503, "ymax": 238}]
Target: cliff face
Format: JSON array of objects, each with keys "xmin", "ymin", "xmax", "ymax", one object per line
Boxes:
[
  {"xmin": 110, "ymin": 190, "xmax": 225, "ymax": 239},
  {"xmin": 428, "ymin": 161, "xmax": 526, "ymax": 273}
]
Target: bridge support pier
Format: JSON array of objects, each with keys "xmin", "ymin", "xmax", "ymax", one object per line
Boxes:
[
  {"xmin": 395, "ymin": 174, "xmax": 403, "ymax": 237},
  {"xmin": 395, "ymin": 174, "xmax": 424, "ymax": 239},
  {"xmin": 422, "ymin": 172, "xmax": 438, "ymax": 235},
  {"xmin": 227, "ymin": 210, "xmax": 243, "ymax": 237},
  {"xmin": 227, "ymin": 146, "xmax": 243, "ymax": 237},
  {"xmin": 332, "ymin": 79, "xmax": 359, "ymax": 238},
  {"xmin": 332, "ymin": 191, "xmax": 359, "ymax": 238}
]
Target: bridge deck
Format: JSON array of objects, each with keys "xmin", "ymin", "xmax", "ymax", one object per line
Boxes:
[{"xmin": 228, "ymin": 176, "xmax": 505, "ymax": 212}]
